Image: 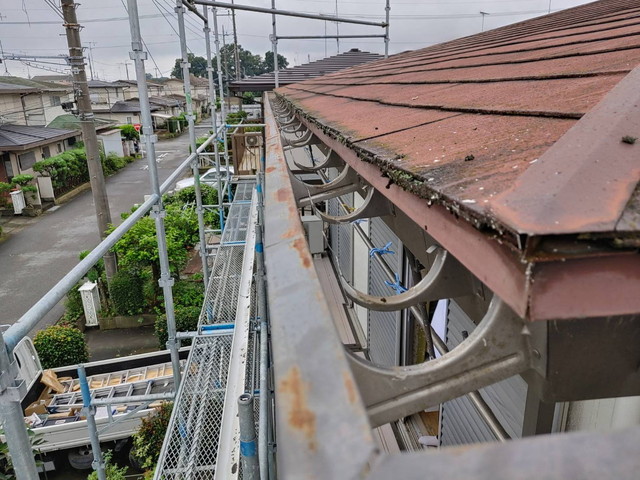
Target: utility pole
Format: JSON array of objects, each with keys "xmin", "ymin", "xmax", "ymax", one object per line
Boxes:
[
  {"xmin": 86, "ymin": 41, "xmax": 97, "ymax": 80},
  {"xmin": 230, "ymin": 0, "xmax": 241, "ymax": 79},
  {"xmin": 120, "ymin": 61, "xmax": 131, "ymax": 80},
  {"xmin": 61, "ymin": 0, "xmax": 117, "ymax": 282}
]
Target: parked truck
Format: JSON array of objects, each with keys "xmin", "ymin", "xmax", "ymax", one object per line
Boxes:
[{"xmin": 4, "ymin": 337, "xmax": 188, "ymax": 472}]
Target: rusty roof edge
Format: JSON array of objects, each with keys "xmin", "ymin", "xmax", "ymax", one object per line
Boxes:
[
  {"xmin": 491, "ymin": 64, "xmax": 640, "ymax": 236},
  {"xmin": 274, "ymin": 93, "xmax": 640, "ymax": 322}
]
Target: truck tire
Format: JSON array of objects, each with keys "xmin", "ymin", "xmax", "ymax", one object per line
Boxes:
[{"xmin": 67, "ymin": 447, "xmax": 94, "ymax": 470}]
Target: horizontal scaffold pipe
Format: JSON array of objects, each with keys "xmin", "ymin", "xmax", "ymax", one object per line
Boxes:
[
  {"xmin": 277, "ymin": 34, "xmax": 387, "ymax": 40},
  {"xmin": 4, "ymin": 133, "xmax": 219, "ymax": 352},
  {"xmin": 191, "ymin": 0, "xmax": 388, "ymax": 27}
]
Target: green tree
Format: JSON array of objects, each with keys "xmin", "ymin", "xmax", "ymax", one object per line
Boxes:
[
  {"xmin": 131, "ymin": 403, "xmax": 174, "ymax": 471},
  {"xmin": 87, "ymin": 451, "xmax": 128, "ymax": 480},
  {"xmin": 171, "ymin": 53, "xmax": 208, "ymax": 79},
  {"xmin": 264, "ymin": 50, "xmax": 289, "ymax": 71}
]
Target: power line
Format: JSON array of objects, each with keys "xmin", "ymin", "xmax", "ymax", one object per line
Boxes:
[{"xmin": 119, "ymin": 0, "xmax": 165, "ymax": 76}]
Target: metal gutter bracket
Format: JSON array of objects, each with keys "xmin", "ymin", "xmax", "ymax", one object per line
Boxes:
[
  {"xmin": 339, "ymin": 247, "xmax": 474, "ymax": 311},
  {"xmin": 291, "ymin": 148, "xmax": 344, "ymax": 172},
  {"xmin": 316, "ymin": 185, "xmax": 393, "ymax": 224},
  {"xmin": 347, "ymin": 297, "xmax": 540, "ymax": 427}
]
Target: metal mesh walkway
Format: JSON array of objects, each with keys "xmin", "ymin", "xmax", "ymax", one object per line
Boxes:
[{"xmin": 155, "ymin": 182, "xmax": 257, "ymax": 479}]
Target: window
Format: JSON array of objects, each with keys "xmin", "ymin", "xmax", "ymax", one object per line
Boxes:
[
  {"xmin": 42, "ymin": 146, "xmax": 51, "ymax": 159},
  {"xmin": 2, "ymin": 154, "xmax": 13, "ymax": 182},
  {"xmin": 127, "ymin": 116, "xmax": 133, "ymax": 124},
  {"xmin": 56, "ymin": 143, "xmax": 63, "ymax": 153},
  {"xmin": 67, "ymin": 136, "xmax": 77, "ymax": 146},
  {"xmin": 50, "ymin": 96, "xmax": 61, "ymax": 107},
  {"xmin": 18, "ymin": 151, "xmax": 37, "ymax": 171}
]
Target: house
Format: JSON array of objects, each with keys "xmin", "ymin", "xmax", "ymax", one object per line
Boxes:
[
  {"xmin": 228, "ymin": 48, "xmax": 384, "ymax": 94},
  {"xmin": 264, "ymin": 0, "xmax": 640, "ymax": 468},
  {"xmin": 99, "ymin": 99, "xmax": 161, "ymax": 126},
  {"xmin": 88, "ymin": 80, "xmax": 130, "ymax": 111},
  {"xmin": 160, "ymin": 76, "xmax": 209, "ymax": 118},
  {"xmin": 47, "ymin": 114, "xmax": 124, "ymax": 157},
  {"xmin": 0, "ymin": 124, "xmax": 78, "ymax": 202},
  {"xmin": 0, "ymin": 77, "xmax": 73, "ymax": 127},
  {"xmin": 119, "ymin": 79, "xmax": 164, "ymax": 99}
]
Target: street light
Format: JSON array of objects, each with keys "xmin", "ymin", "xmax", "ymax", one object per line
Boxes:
[{"xmin": 480, "ymin": 11, "xmax": 490, "ymax": 32}]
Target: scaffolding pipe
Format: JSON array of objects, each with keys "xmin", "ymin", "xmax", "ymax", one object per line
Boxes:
[
  {"xmin": 176, "ymin": 0, "xmax": 211, "ymax": 288},
  {"xmin": 385, "ymin": 0, "xmax": 390, "ymax": 57},
  {"xmin": 203, "ymin": 5, "xmax": 225, "ymax": 236},
  {"xmin": 192, "ymin": 0, "xmax": 388, "ymax": 27},
  {"xmin": 255, "ymin": 171, "xmax": 270, "ymax": 480},
  {"xmin": 276, "ymin": 34, "xmax": 386, "ymax": 40},
  {"xmin": 128, "ymin": 0, "xmax": 182, "ymax": 387},
  {"xmin": 78, "ymin": 365, "xmax": 106, "ymax": 480},
  {"xmin": 238, "ymin": 393, "xmax": 260, "ymax": 480},
  {"xmin": 271, "ymin": 0, "xmax": 278, "ymax": 88},
  {"xmin": 0, "ymin": 331, "xmax": 39, "ymax": 480},
  {"xmin": 212, "ymin": 6, "xmax": 230, "ymax": 229},
  {"xmin": 183, "ymin": 0, "xmax": 207, "ymax": 22}
]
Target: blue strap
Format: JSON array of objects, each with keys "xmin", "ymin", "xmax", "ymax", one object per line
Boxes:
[
  {"xmin": 369, "ymin": 241, "xmax": 395, "ymax": 257},
  {"xmin": 385, "ymin": 273, "xmax": 407, "ymax": 294},
  {"xmin": 351, "ymin": 218, "xmax": 368, "ymax": 225}
]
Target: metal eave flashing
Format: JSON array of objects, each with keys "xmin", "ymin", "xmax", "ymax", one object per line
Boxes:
[
  {"xmin": 263, "ymin": 94, "xmax": 378, "ymax": 479},
  {"xmin": 276, "ymin": 97, "xmax": 640, "ymax": 322}
]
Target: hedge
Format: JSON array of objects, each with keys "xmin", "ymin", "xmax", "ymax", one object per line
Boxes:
[
  {"xmin": 154, "ymin": 305, "xmax": 201, "ymax": 348},
  {"xmin": 109, "ymin": 270, "xmax": 145, "ymax": 316},
  {"xmin": 33, "ymin": 325, "xmax": 88, "ymax": 369},
  {"xmin": 131, "ymin": 402, "xmax": 173, "ymax": 471}
]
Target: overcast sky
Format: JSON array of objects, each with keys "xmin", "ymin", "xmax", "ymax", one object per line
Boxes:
[{"xmin": 0, "ymin": 0, "xmax": 593, "ymax": 81}]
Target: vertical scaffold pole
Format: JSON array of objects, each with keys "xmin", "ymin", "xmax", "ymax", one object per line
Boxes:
[
  {"xmin": 78, "ymin": 365, "xmax": 106, "ymax": 480},
  {"xmin": 238, "ymin": 393, "xmax": 260, "ymax": 480},
  {"xmin": 0, "ymin": 331, "xmax": 39, "ymax": 480},
  {"xmin": 212, "ymin": 7, "xmax": 232, "ymax": 209},
  {"xmin": 271, "ymin": 0, "xmax": 279, "ymax": 88},
  {"xmin": 127, "ymin": 0, "xmax": 181, "ymax": 386},
  {"xmin": 203, "ymin": 5, "xmax": 224, "ymax": 236},
  {"xmin": 384, "ymin": 0, "xmax": 390, "ymax": 58},
  {"xmin": 176, "ymin": 0, "xmax": 210, "ymax": 287}
]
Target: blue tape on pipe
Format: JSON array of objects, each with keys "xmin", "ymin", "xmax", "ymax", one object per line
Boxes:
[
  {"xmin": 201, "ymin": 323, "xmax": 235, "ymax": 331},
  {"xmin": 256, "ymin": 242, "xmax": 263, "ymax": 253},
  {"xmin": 256, "ymin": 184, "xmax": 262, "ymax": 193},
  {"xmin": 240, "ymin": 440, "xmax": 257, "ymax": 457}
]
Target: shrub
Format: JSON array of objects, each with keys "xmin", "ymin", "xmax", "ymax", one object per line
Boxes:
[
  {"xmin": 109, "ymin": 270, "xmax": 145, "ymax": 316},
  {"xmin": 33, "ymin": 325, "xmax": 88, "ymax": 369},
  {"xmin": 102, "ymin": 153, "xmax": 129, "ymax": 175},
  {"xmin": 32, "ymin": 148, "xmax": 89, "ymax": 191},
  {"xmin": 120, "ymin": 124, "xmax": 140, "ymax": 141},
  {"xmin": 131, "ymin": 402, "xmax": 173, "ymax": 471},
  {"xmin": 154, "ymin": 305, "xmax": 200, "ymax": 348},
  {"xmin": 60, "ymin": 283, "xmax": 84, "ymax": 324},
  {"xmin": 87, "ymin": 451, "xmax": 128, "ymax": 480},
  {"xmin": 171, "ymin": 280, "xmax": 204, "ymax": 309}
]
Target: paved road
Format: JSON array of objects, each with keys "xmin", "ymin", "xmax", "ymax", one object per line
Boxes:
[{"xmin": 0, "ymin": 133, "xmax": 193, "ymax": 332}]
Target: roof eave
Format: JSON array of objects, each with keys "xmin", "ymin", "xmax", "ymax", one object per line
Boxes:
[
  {"xmin": 0, "ymin": 130, "xmax": 77, "ymax": 152},
  {"xmin": 277, "ymin": 94, "xmax": 640, "ymax": 322}
]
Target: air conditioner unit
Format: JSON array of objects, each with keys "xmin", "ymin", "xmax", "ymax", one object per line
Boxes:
[
  {"xmin": 301, "ymin": 215, "xmax": 325, "ymax": 255},
  {"xmin": 245, "ymin": 134, "xmax": 263, "ymax": 147}
]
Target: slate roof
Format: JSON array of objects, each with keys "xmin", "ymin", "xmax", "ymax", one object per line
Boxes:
[
  {"xmin": 276, "ymin": 0, "xmax": 640, "ymax": 242},
  {"xmin": 230, "ymin": 49, "xmax": 384, "ymax": 92},
  {"xmin": 0, "ymin": 124, "xmax": 76, "ymax": 151},
  {"xmin": 109, "ymin": 100, "xmax": 160, "ymax": 113},
  {"xmin": 0, "ymin": 76, "xmax": 70, "ymax": 93},
  {"xmin": 47, "ymin": 114, "xmax": 115, "ymax": 131}
]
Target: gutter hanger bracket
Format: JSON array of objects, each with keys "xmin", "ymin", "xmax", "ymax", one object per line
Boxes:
[
  {"xmin": 315, "ymin": 185, "xmax": 393, "ymax": 224},
  {"xmin": 347, "ymin": 297, "xmax": 541, "ymax": 427}
]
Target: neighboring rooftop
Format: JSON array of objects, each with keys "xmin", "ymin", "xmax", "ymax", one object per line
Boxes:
[
  {"xmin": 47, "ymin": 114, "xmax": 115, "ymax": 131},
  {"xmin": 229, "ymin": 49, "xmax": 384, "ymax": 92},
  {"xmin": 107, "ymin": 100, "xmax": 161, "ymax": 113},
  {"xmin": 31, "ymin": 74, "xmax": 73, "ymax": 84},
  {"xmin": 0, "ymin": 76, "xmax": 70, "ymax": 93},
  {"xmin": 276, "ymin": 1, "xmax": 640, "ymax": 242},
  {"xmin": 87, "ymin": 79, "xmax": 131, "ymax": 89},
  {"xmin": 0, "ymin": 124, "xmax": 76, "ymax": 151}
]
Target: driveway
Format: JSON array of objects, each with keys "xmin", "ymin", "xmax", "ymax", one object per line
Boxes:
[{"xmin": 0, "ymin": 133, "xmax": 193, "ymax": 331}]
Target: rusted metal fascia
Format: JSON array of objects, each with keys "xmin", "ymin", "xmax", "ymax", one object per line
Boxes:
[
  {"xmin": 368, "ymin": 425, "xmax": 640, "ymax": 480},
  {"xmin": 280, "ymin": 101, "xmax": 530, "ymax": 319},
  {"xmin": 263, "ymin": 94, "xmax": 378, "ymax": 479},
  {"xmin": 492, "ymin": 65, "xmax": 640, "ymax": 236},
  {"xmin": 529, "ymin": 252, "xmax": 640, "ymax": 321}
]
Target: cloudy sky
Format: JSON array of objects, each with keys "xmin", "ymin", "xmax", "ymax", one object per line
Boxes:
[{"xmin": 0, "ymin": 0, "xmax": 593, "ymax": 81}]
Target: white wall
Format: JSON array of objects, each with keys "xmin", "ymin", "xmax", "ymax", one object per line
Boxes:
[
  {"xmin": 98, "ymin": 131, "xmax": 124, "ymax": 156},
  {"xmin": 565, "ymin": 396, "xmax": 640, "ymax": 433},
  {"xmin": 0, "ymin": 93, "xmax": 27, "ymax": 125}
]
